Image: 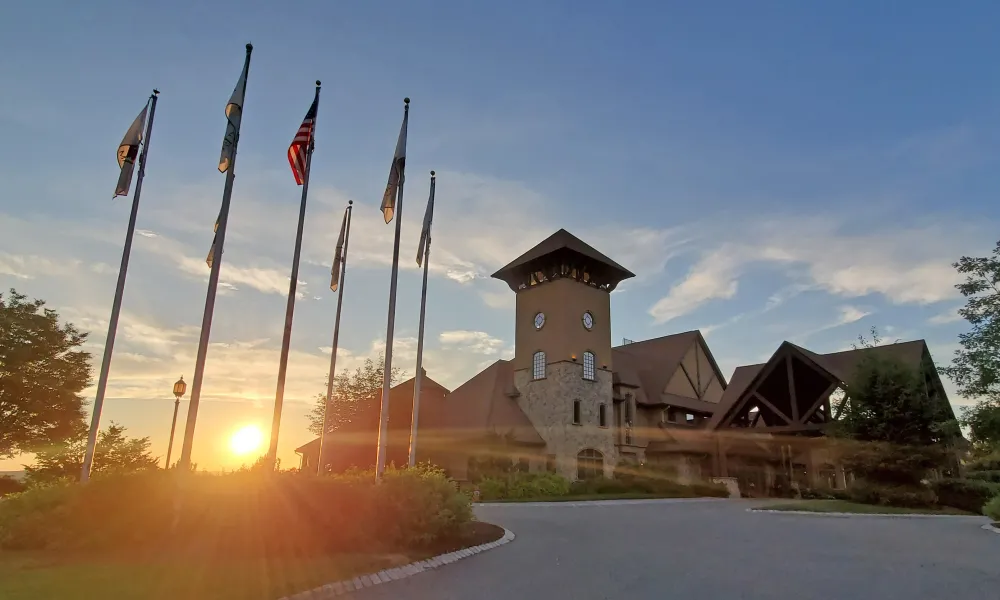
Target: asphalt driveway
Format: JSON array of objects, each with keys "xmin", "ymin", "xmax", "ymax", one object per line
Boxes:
[{"xmin": 352, "ymin": 499, "xmax": 999, "ymax": 600}]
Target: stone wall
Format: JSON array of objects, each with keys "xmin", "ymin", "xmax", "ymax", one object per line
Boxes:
[{"xmin": 514, "ymin": 361, "xmax": 617, "ymax": 480}]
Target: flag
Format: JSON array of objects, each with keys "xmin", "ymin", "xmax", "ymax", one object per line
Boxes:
[
  {"xmin": 416, "ymin": 174, "xmax": 435, "ymax": 266},
  {"xmin": 330, "ymin": 207, "xmax": 348, "ymax": 291},
  {"xmin": 287, "ymin": 92, "xmax": 318, "ymax": 185},
  {"xmin": 219, "ymin": 55, "xmax": 250, "ymax": 173},
  {"xmin": 380, "ymin": 106, "xmax": 408, "ymax": 223},
  {"xmin": 206, "ymin": 215, "xmax": 219, "ymax": 268},
  {"xmin": 114, "ymin": 104, "xmax": 148, "ymax": 198}
]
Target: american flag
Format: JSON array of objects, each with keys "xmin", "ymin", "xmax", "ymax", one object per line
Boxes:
[{"xmin": 287, "ymin": 93, "xmax": 319, "ymax": 185}]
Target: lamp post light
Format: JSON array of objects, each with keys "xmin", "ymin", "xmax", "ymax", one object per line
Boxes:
[{"xmin": 166, "ymin": 376, "xmax": 186, "ymax": 469}]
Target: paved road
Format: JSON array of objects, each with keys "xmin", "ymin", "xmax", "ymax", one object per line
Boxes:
[{"xmin": 351, "ymin": 499, "xmax": 1000, "ymax": 600}]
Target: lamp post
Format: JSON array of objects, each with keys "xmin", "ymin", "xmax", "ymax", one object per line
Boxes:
[{"xmin": 166, "ymin": 376, "xmax": 186, "ymax": 469}]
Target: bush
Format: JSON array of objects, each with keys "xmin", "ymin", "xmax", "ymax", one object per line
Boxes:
[
  {"xmin": 984, "ymin": 495, "xmax": 1000, "ymax": 522},
  {"xmin": 930, "ymin": 478, "xmax": 1000, "ymax": 514},
  {"xmin": 966, "ymin": 470, "xmax": 1000, "ymax": 484},
  {"xmin": 842, "ymin": 442, "xmax": 947, "ymax": 486},
  {"xmin": 0, "ymin": 464, "xmax": 472, "ymax": 553},
  {"xmin": 0, "ymin": 475, "xmax": 25, "ymax": 498},
  {"xmin": 799, "ymin": 487, "xmax": 837, "ymax": 500},
  {"xmin": 847, "ymin": 481, "xmax": 938, "ymax": 508},
  {"xmin": 967, "ymin": 452, "xmax": 1000, "ymax": 472}
]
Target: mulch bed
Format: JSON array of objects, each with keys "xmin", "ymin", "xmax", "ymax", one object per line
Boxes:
[{"xmin": 414, "ymin": 521, "xmax": 505, "ymax": 557}]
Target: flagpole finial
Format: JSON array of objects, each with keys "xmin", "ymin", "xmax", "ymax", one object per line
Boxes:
[
  {"xmin": 348, "ymin": 199, "xmax": 353, "ymax": 206},
  {"xmin": 246, "ymin": 43, "xmax": 253, "ymax": 51},
  {"xmin": 430, "ymin": 170, "xmax": 435, "ymax": 177},
  {"xmin": 404, "ymin": 97, "xmax": 410, "ymax": 105},
  {"xmin": 316, "ymin": 80, "xmax": 321, "ymax": 87},
  {"xmin": 153, "ymin": 89, "xmax": 160, "ymax": 96}
]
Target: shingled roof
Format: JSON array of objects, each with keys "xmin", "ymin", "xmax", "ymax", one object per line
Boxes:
[
  {"xmin": 612, "ymin": 330, "xmax": 727, "ymax": 412},
  {"xmin": 442, "ymin": 359, "xmax": 545, "ymax": 445},
  {"xmin": 491, "ymin": 229, "xmax": 635, "ymax": 282}
]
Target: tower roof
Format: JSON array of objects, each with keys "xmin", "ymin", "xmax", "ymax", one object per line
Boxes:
[{"xmin": 491, "ymin": 229, "xmax": 635, "ymax": 291}]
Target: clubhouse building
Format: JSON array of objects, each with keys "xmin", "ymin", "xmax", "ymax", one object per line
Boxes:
[{"xmin": 297, "ymin": 230, "xmax": 956, "ymax": 494}]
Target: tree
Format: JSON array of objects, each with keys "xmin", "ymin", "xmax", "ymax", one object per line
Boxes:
[
  {"xmin": 836, "ymin": 355, "xmax": 960, "ymax": 447},
  {"xmin": 308, "ymin": 354, "xmax": 403, "ymax": 436},
  {"xmin": 940, "ymin": 241, "xmax": 1000, "ymax": 450},
  {"xmin": 24, "ymin": 422, "xmax": 159, "ymax": 485},
  {"xmin": 0, "ymin": 289, "xmax": 91, "ymax": 458}
]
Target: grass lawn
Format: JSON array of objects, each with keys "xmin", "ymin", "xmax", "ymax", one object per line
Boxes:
[
  {"xmin": 0, "ymin": 522, "xmax": 504, "ymax": 600},
  {"xmin": 486, "ymin": 492, "xmax": 713, "ymax": 503},
  {"xmin": 760, "ymin": 499, "xmax": 975, "ymax": 515}
]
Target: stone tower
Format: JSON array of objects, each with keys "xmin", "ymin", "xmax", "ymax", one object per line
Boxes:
[{"xmin": 491, "ymin": 229, "xmax": 635, "ymax": 480}]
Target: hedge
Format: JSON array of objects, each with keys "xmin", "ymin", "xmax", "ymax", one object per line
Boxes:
[
  {"xmin": 0, "ymin": 464, "xmax": 472, "ymax": 554},
  {"xmin": 929, "ymin": 478, "xmax": 1000, "ymax": 514},
  {"xmin": 847, "ymin": 481, "xmax": 938, "ymax": 508},
  {"xmin": 984, "ymin": 494, "xmax": 1000, "ymax": 522},
  {"xmin": 966, "ymin": 470, "xmax": 1000, "ymax": 484}
]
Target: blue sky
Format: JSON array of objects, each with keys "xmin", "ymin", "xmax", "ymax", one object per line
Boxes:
[{"xmin": 1, "ymin": 1, "xmax": 998, "ymax": 470}]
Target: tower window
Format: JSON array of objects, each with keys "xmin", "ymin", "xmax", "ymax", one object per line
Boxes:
[
  {"xmin": 599, "ymin": 403, "xmax": 607, "ymax": 427},
  {"xmin": 573, "ymin": 400, "xmax": 581, "ymax": 424},
  {"xmin": 582, "ymin": 351, "xmax": 595, "ymax": 381},
  {"xmin": 532, "ymin": 351, "xmax": 546, "ymax": 379}
]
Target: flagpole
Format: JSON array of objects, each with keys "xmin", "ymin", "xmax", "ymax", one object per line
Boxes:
[
  {"xmin": 375, "ymin": 98, "xmax": 409, "ymax": 481},
  {"xmin": 178, "ymin": 44, "xmax": 253, "ymax": 470},
  {"xmin": 317, "ymin": 200, "xmax": 353, "ymax": 474},
  {"xmin": 81, "ymin": 89, "xmax": 159, "ymax": 482},
  {"xmin": 408, "ymin": 171, "xmax": 435, "ymax": 467},
  {"xmin": 266, "ymin": 81, "xmax": 321, "ymax": 472}
]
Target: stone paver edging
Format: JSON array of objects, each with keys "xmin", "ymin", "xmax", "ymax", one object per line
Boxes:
[
  {"xmin": 982, "ymin": 523, "xmax": 1000, "ymax": 534},
  {"xmin": 749, "ymin": 508, "xmax": 987, "ymax": 519},
  {"xmin": 278, "ymin": 528, "xmax": 516, "ymax": 599}
]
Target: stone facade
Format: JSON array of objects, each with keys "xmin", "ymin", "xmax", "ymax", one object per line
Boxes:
[{"xmin": 514, "ymin": 361, "xmax": 617, "ymax": 480}]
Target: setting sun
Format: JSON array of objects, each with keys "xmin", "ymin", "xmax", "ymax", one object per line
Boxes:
[{"xmin": 229, "ymin": 425, "xmax": 263, "ymax": 455}]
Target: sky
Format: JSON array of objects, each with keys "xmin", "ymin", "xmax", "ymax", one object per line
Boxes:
[{"xmin": 1, "ymin": 1, "xmax": 998, "ymax": 471}]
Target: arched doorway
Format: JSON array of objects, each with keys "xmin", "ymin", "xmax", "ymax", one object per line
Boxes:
[{"xmin": 577, "ymin": 448, "xmax": 604, "ymax": 480}]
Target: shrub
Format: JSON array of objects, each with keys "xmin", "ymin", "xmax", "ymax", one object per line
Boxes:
[
  {"xmin": 0, "ymin": 475, "xmax": 25, "ymax": 498},
  {"xmin": 966, "ymin": 470, "xmax": 1000, "ymax": 484},
  {"xmin": 799, "ymin": 487, "xmax": 837, "ymax": 500},
  {"xmin": 842, "ymin": 442, "xmax": 947, "ymax": 486},
  {"xmin": 984, "ymin": 494, "xmax": 1000, "ymax": 522},
  {"xmin": 967, "ymin": 452, "xmax": 1000, "ymax": 472},
  {"xmin": 930, "ymin": 478, "xmax": 1000, "ymax": 514},
  {"xmin": 688, "ymin": 482, "xmax": 731, "ymax": 498},
  {"xmin": 0, "ymin": 464, "xmax": 472, "ymax": 553},
  {"xmin": 505, "ymin": 472, "xmax": 570, "ymax": 499},
  {"xmin": 847, "ymin": 481, "xmax": 938, "ymax": 508}
]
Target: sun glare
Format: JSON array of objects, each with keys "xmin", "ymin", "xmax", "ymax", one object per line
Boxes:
[{"xmin": 230, "ymin": 425, "xmax": 264, "ymax": 455}]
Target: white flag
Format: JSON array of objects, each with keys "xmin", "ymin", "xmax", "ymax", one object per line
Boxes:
[
  {"xmin": 380, "ymin": 105, "xmax": 408, "ymax": 223},
  {"xmin": 114, "ymin": 104, "xmax": 148, "ymax": 198},
  {"xmin": 330, "ymin": 207, "xmax": 348, "ymax": 291},
  {"xmin": 219, "ymin": 54, "xmax": 250, "ymax": 173},
  {"xmin": 416, "ymin": 174, "xmax": 436, "ymax": 266}
]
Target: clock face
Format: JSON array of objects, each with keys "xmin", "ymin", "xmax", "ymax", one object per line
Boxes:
[
  {"xmin": 582, "ymin": 311, "xmax": 594, "ymax": 330},
  {"xmin": 534, "ymin": 312, "xmax": 546, "ymax": 330}
]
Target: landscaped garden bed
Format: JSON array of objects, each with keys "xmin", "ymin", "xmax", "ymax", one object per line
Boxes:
[{"xmin": 0, "ymin": 465, "xmax": 503, "ymax": 599}]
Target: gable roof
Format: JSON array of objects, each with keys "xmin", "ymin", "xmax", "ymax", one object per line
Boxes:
[
  {"xmin": 706, "ymin": 339, "xmax": 941, "ymax": 431},
  {"xmin": 294, "ymin": 373, "xmax": 451, "ymax": 455},
  {"xmin": 612, "ymin": 330, "xmax": 727, "ymax": 411},
  {"xmin": 491, "ymin": 229, "xmax": 635, "ymax": 281},
  {"xmin": 443, "ymin": 359, "xmax": 545, "ymax": 445}
]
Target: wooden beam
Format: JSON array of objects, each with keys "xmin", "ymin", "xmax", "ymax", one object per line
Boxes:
[
  {"xmin": 833, "ymin": 392, "xmax": 849, "ymax": 420},
  {"xmin": 752, "ymin": 392, "xmax": 793, "ymax": 425},
  {"xmin": 748, "ymin": 423, "xmax": 827, "ymax": 434},
  {"xmin": 787, "ymin": 356, "xmax": 799, "ymax": 422},
  {"xmin": 800, "ymin": 380, "xmax": 839, "ymax": 424}
]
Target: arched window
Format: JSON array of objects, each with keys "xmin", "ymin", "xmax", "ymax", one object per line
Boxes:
[
  {"xmin": 599, "ymin": 403, "xmax": 607, "ymax": 427},
  {"xmin": 577, "ymin": 448, "xmax": 604, "ymax": 480},
  {"xmin": 573, "ymin": 400, "xmax": 581, "ymax": 424},
  {"xmin": 532, "ymin": 351, "xmax": 546, "ymax": 380},
  {"xmin": 582, "ymin": 351, "xmax": 596, "ymax": 380}
]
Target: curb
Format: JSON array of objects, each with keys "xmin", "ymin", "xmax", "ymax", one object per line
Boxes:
[
  {"xmin": 278, "ymin": 528, "xmax": 515, "ymax": 599},
  {"xmin": 477, "ymin": 497, "xmax": 729, "ymax": 508},
  {"xmin": 982, "ymin": 523, "xmax": 1000, "ymax": 534},
  {"xmin": 748, "ymin": 508, "xmax": 986, "ymax": 519}
]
